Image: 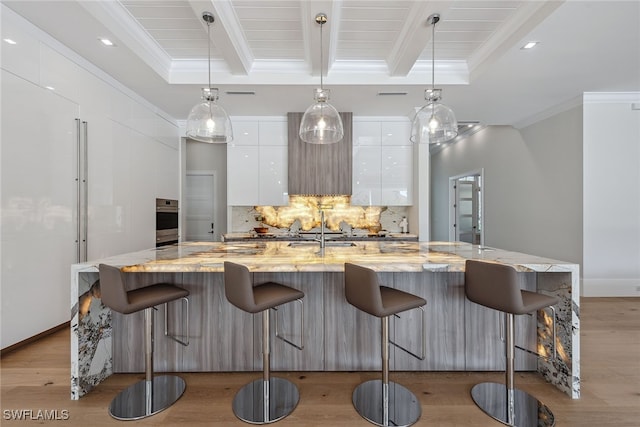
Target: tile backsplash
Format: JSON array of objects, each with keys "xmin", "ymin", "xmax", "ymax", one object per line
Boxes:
[{"xmin": 230, "ymin": 196, "xmax": 409, "ymax": 233}]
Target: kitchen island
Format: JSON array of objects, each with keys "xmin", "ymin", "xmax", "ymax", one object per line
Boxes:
[{"xmin": 71, "ymin": 241, "xmax": 579, "ymax": 400}]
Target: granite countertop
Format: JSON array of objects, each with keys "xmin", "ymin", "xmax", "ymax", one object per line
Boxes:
[
  {"xmin": 222, "ymin": 232, "xmax": 419, "ymax": 242},
  {"xmin": 76, "ymin": 241, "xmax": 577, "ymax": 274}
]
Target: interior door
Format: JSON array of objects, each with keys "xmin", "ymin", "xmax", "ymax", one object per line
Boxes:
[
  {"xmin": 185, "ymin": 172, "xmax": 217, "ymax": 241},
  {"xmin": 452, "ymin": 174, "xmax": 482, "ymax": 244}
]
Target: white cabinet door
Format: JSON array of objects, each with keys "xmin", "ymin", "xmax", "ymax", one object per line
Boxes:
[
  {"xmin": 353, "ymin": 120, "xmax": 382, "ymax": 146},
  {"xmin": 381, "ymin": 121, "xmax": 411, "ymax": 145},
  {"xmin": 381, "ymin": 145, "xmax": 412, "ymax": 205},
  {"xmin": 1, "ymin": 70, "xmax": 79, "ymax": 348},
  {"xmin": 352, "ymin": 145, "xmax": 382, "ymax": 206},
  {"xmin": 259, "ymin": 120, "xmax": 287, "ymax": 146},
  {"xmin": 259, "ymin": 146, "xmax": 288, "ymax": 205},
  {"xmin": 227, "ymin": 146, "xmax": 260, "ymax": 205},
  {"xmin": 231, "ymin": 121, "xmax": 259, "ymax": 145}
]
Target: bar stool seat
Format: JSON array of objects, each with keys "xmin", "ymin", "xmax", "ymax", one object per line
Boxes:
[
  {"xmin": 344, "ymin": 263, "xmax": 426, "ymax": 427},
  {"xmin": 223, "ymin": 261, "xmax": 304, "ymax": 424},
  {"xmin": 465, "ymin": 259, "xmax": 559, "ymax": 427},
  {"xmin": 98, "ymin": 264, "xmax": 189, "ymax": 421}
]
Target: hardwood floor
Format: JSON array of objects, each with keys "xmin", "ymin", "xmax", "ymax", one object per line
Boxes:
[{"xmin": 1, "ymin": 297, "xmax": 638, "ymax": 426}]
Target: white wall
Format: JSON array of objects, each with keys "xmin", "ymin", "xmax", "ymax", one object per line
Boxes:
[
  {"xmin": 1, "ymin": 6, "xmax": 179, "ymax": 348},
  {"xmin": 431, "ymin": 106, "xmax": 583, "ymax": 266},
  {"xmin": 583, "ymin": 94, "xmax": 640, "ymax": 296}
]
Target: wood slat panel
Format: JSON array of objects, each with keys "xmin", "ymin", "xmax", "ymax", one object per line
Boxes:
[{"xmin": 287, "ymin": 112, "xmax": 353, "ymax": 195}]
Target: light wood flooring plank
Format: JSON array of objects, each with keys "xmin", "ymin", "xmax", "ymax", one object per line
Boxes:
[{"xmin": 1, "ymin": 297, "xmax": 639, "ymax": 426}]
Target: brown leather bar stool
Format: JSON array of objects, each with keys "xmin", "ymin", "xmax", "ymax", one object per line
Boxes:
[
  {"xmin": 223, "ymin": 261, "xmax": 305, "ymax": 424},
  {"xmin": 465, "ymin": 259, "xmax": 559, "ymax": 427},
  {"xmin": 98, "ymin": 264, "xmax": 189, "ymax": 421},
  {"xmin": 344, "ymin": 263, "xmax": 426, "ymax": 427}
]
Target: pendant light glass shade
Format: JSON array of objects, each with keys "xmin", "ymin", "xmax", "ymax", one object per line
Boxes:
[
  {"xmin": 299, "ymin": 13, "xmax": 343, "ymax": 144},
  {"xmin": 185, "ymin": 12, "xmax": 233, "ymax": 143},
  {"xmin": 186, "ymin": 88, "xmax": 233, "ymax": 143},
  {"xmin": 410, "ymin": 89, "xmax": 458, "ymax": 144},
  {"xmin": 299, "ymin": 88, "xmax": 344, "ymax": 144},
  {"xmin": 410, "ymin": 14, "xmax": 457, "ymax": 144}
]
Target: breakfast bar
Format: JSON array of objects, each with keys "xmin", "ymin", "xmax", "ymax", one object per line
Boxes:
[{"xmin": 70, "ymin": 241, "xmax": 579, "ymax": 400}]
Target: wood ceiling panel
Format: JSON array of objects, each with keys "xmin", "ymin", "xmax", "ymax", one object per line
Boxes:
[
  {"xmin": 445, "ymin": 7, "xmax": 519, "ymax": 22},
  {"xmin": 120, "ymin": 0, "xmax": 186, "ymax": 6},
  {"xmin": 147, "ymin": 29, "xmax": 209, "ymax": 41},
  {"xmin": 244, "ymin": 30, "xmax": 302, "ymax": 41},
  {"xmin": 252, "ymin": 49, "xmax": 305, "ymax": 59},
  {"xmin": 136, "ymin": 18, "xmax": 202, "ymax": 30},
  {"xmin": 340, "ymin": 6, "xmax": 411, "ymax": 22},
  {"xmin": 339, "ymin": 31, "xmax": 398, "ymax": 42},
  {"xmin": 232, "ymin": 6, "xmax": 301, "ymax": 21}
]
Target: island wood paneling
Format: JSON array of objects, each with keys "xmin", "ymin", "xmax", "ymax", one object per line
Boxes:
[
  {"xmin": 287, "ymin": 112, "xmax": 353, "ymax": 195},
  {"xmin": 464, "ymin": 272, "xmax": 537, "ymax": 371},
  {"xmin": 390, "ymin": 272, "xmax": 466, "ymax": 370},
  {"xmin": 252, "ymin": 272, "xmax": 325, "ymax": 371},
  {"xmin": 112, "ymin": 271, "xmax": 539, "ymax": 373},
  {"xmin": 323, "ymin": 272, "xmax": 380, "ymax": 370}
]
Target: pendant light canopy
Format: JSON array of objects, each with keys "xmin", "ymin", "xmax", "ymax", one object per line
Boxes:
[
  {"xmin": 186, "ymin": 12, "xmax": 233, "ymax": 143},
  {"xmin": 410, "ymin": 14, "xmax": 458, "ymax": 144},
  {"xmin": 299, "ymin": 13, "xmax": 344, "ymax": 145}
]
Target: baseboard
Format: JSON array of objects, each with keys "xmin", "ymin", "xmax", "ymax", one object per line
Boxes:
[
  {"xmin": 582, "ymin": 278, "xmax": 640, "ymax": 297},
  {"xmin": 0, "ymin": 322, "xmax": 68, "ymax": 357}
]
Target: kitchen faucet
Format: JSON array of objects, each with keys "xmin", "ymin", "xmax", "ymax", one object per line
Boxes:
[{"xmin": 314, "ymin": 204, "xmax": 333, "ymax": 249}]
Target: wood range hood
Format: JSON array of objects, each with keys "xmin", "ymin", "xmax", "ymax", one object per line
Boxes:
[{"xmin": 287, "ymin": 112, "xmax": 353, "ymax": 196}]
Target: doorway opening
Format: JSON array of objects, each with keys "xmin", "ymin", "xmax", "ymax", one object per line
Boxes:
[
  {"xmin": 185, "ymin": 171, "xmax": 218, "ymax": 241},
  {"xmin": 449, "ymin": 170, "xmax": 483, "ymax": 245}
]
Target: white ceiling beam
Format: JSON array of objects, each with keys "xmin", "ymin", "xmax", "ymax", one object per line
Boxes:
[
  {"xmin": 77, "ymin": 0, "xmax": 172, "ymax": 82},
  {"xmin": 301, "ymin": 0, "xmax": 337, "ymax": 78},
  {"xmin": 467, "ymin": 0, "xmax": 564, "ymax": 81},
  {"xmin": 187, "ymin": 0, "xmax": 252, "ymax": 75},
  {"xmin": 386, "ymin": 0, "xmax": 453, "ymax": 77}
]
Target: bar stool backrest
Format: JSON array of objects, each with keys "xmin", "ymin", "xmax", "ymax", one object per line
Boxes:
[
  {"xmin": 99, "ymin": 264, "xmax": 130, "ymax": 314},
  {"xmin": 465, "ymin": 260, "xmax": 524, "ymax": 314},
  {"xmin": 223, "ymin": 261, "xmax": 256, "ymax": 312},
  {"xmin": 344, "ymin": 263, "xmax": 385, "ymax": 317}
]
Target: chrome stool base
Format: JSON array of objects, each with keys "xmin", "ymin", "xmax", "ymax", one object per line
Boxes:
[
  {"xmin": 108, "ymin": 375, "xmax": 186, "ymax": 421},
  {"xmin": 471, "ymin": 382, "xmax": 555, "ymax": 427},
  {"xmin": 232, "ymin": 377, "xmax": 300, "ymax": 424},
  {"xmin": 352, "ymin": 379, "xmax": 421, "ymax": 427}
]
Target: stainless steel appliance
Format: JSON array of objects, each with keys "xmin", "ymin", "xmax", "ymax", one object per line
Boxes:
[{"xmin": 156, "ymin": 198, "xmax": 179, "ymax": 247}]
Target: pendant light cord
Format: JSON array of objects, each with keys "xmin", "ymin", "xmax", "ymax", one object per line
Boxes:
[
  {"xmin": 207, "ymin": 21, "xmax": 212, "ymax": 90},
  {"xmin": 320, "ymin": 19, "xmax": 324, "ymax": 90},
  {"xmin": 431, "ymin": 17, "xmax": 435, "ymax": 90}
]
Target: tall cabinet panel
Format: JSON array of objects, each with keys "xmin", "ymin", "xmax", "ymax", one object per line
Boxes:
[
  {"xmin": 1, "ymin": 6, "xmax": 180, "ymax": 348},
  {"xmin": 352, "ymin": 118, "xmax": 412, "ymax": 206},
  {"xmin": 227, "ymin": 118, "xmax": 288, "ymax": 207},
  {"xmin": 1, "ymin": 70, "xmax": 79, "ymax": 347}
]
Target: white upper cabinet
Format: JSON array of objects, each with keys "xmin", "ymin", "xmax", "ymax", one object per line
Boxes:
[
  {"xmin": 352, "ymin": 117, "xmax": 413, "ymax": 206},
  {"xmin": 381, "ymin": 121, "xmax": 411, "ymax": 145},
  {"xmin": 227, "ymin": 146, "xmax": 260, "ymax": 205},
  {"xmin": 227, "ymin": 118, "xmax": 288, "ymax": 206},
  {"xmin": 259, "ymin": 120, "xmax": 287, "ymax": 146},
  {"xmin": 353, "ymin": 121, "xmax": 382, "ymax": 146},
  {"xmin": 231, "ymin": 121, "xmax": 259, "ymax": 146},
  {"xmin": 259, "ymin": 146, "xmax": 288, "ymax": 205}
]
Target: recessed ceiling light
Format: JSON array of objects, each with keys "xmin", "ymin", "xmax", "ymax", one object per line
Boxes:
[
  {"xmin": 45, "ymin": 86, "xmax": 55, "ymax": 91},
  {"xmin": 521, "ymin": 41, "xmax": 539, "ymax": 49},
  {"xmin": 3, "ymin": 38, "xmax": 17, "ymax": 45},
  {"xmin": 99, "ymin": 38, "xmax": 115, "ymax": 47}
]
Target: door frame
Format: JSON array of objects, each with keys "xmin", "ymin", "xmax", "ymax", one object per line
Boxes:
[{"xmin": 448, "ymin": 168, "xmax": 484, "ymax": 245}]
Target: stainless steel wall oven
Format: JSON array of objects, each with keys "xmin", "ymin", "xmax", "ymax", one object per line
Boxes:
[{"xmin": 156, "ymin": 198, "xmax": 179, "ymax": 247}]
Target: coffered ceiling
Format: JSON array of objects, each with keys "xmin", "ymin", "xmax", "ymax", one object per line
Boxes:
[{"xmin": 3, "ymin": 0, "xmax": 640, "ymax": 127}]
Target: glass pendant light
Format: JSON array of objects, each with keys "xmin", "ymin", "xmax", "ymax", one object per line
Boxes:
[
  {"xmin": 410, "ymin": 14, "xmax": 457, "ymax": 144},
  {"xmin": 186, "ymin": 12, "xmax": 233, "ymax": 143},
  {"xmin": 299, "ymin": 13, "xmax": 344, "ymax": 145}
]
